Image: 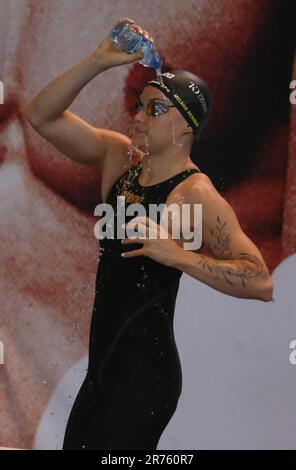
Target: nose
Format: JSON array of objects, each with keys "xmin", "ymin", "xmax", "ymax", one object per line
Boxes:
[
  {"xmin": 133, "ymin": 116, "xmax": 148, "ymax": 134},
  {"xmin": 134, "ymin": 112, "xmax": 146, "ymax": 126}
]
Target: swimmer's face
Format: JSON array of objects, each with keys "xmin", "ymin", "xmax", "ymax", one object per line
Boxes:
[{"xmin": 132, "ymin": 85, "xmax": 192, "ymax": 153}]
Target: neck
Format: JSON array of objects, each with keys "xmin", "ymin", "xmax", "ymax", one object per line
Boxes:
[{"xmin": 138, "ymin": 152, "xmax": 195, "ymax": 184}]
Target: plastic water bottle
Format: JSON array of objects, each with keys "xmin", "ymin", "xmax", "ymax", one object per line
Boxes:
[{"xmin": 110, "ymin": 22, "xmax": 163, "ymax": 69}]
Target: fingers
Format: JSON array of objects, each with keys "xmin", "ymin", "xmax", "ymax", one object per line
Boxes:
[
  {"xmin": 118, "ymin": 18, "xmax": 154, "ymax": 44},
  {"xmin": 142, "ymin": 30, "xmax": 154, "ymax": 44},
  {"xmin": 121, "ymin": 248, "xmax": 145, "ymax": 258},
  {"xmin": 133, "ymin": 26, "xmax": 154, "ymax": 44},
  {"xmin": 122, "ymin": 235, "xmax": 148, "ymax": 243},
  {"xmin": 119, "ymin": 17, "xmax": 136, "ymax": 24}
]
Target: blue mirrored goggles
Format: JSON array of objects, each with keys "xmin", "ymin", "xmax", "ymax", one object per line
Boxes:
[{"xmin": 134, "ymin": 98, "xmax": 175, "ymax": 117}]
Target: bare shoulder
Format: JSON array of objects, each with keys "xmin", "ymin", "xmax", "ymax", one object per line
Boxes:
[
  {"xmin": 100, "ymin": 136, "xmax": 143, "ymax": 203},
  {"xmin": 183, "ymin": 172, "xmax": 236, "ymax": 223},
  {"xmin": 166, "ymin": 170, "xmax": 217, "ymax": 206},
  {"xmin": 183, "ymin": 171, "xmax": 220, "ymax": 199},
  {"xmin": 167, "ymin": 169, "xmax": 234, "ymax": 236}
]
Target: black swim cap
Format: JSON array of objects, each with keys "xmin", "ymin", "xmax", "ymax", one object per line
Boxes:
[{"xmin": 146, "ymin": 70, "xmax": 212, "ymax": 134}]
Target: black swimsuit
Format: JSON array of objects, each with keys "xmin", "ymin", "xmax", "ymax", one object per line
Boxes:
[{"xmin": 62, "ymin": 162, "xmax": 201, "ymax": 450}]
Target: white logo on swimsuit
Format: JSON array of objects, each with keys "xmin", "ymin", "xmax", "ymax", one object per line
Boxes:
[{"xmin": 94, "ymin": 196, "xmax": 203, "ymax": 251}]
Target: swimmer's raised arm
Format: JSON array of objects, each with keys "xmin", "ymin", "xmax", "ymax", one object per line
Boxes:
[{"xmin": 23, "ymin": 18, "xmax": 153, "ymax": 170}]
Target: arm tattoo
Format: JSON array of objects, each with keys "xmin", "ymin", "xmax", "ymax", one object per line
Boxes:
[{"xmin": 200, "ymin": 215, "xmax": 270, "ymax": 288}]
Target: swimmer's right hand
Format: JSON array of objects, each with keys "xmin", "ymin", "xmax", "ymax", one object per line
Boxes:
[{"xmin": 94, "ymin": 17, "xmax": 154, "ymax": 69}]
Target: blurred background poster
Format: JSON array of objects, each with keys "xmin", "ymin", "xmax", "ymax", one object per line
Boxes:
[{"xmin": 0, "ymin": 0, "xmax": 295, "ymax": 450}]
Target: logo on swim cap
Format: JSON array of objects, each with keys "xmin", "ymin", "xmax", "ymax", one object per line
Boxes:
[
  {"xmin": 146, "ymin": 79, "xmax": 172, "ymax": 96},
  {"xmin": 161, "ymin": 72, "xmax": 208, "ymax": 114},
  {"xmin": 162, "ymin": 72, "xmax": 176, "ymax": 79},
  {"xmin": 146, "ymin": 70, "xmax": 212, "ymax": 133},
  {"xmin": 188, "ymin": 82, "xmax": 208, "ymax": 114}
]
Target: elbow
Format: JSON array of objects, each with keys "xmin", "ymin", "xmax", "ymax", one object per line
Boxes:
[
  {"xmin": 259, "ymin": 277, "xmax": 274, "ymax": 302},
  {"xmin": 23, "ymin": 103, "xmax": 43, "ymax": 129},
  {"xmin": 23, "ymin": 104, "xmax": 37, "ymax": 127}
]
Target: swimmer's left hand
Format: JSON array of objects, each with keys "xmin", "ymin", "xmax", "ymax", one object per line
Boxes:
[{"xmin": 121, "ymin": 216, "xmax": 183, "ymax": 267}]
